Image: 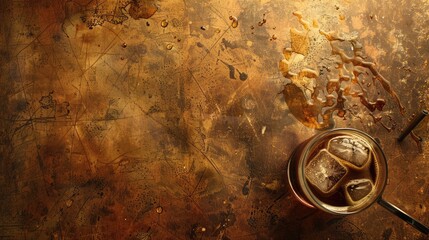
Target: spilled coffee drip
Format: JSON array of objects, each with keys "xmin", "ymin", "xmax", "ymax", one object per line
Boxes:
[{"xmin": 280, "ymin": 12, "xmax": 404, "ymax": 130}]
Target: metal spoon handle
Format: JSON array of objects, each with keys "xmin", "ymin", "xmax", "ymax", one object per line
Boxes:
[
  {"xmin": 378, "ymin": 198, "xmax": 429, "ymax": 235},
  {"xmin": 398, "ymin": 110, "xmax": 428, "ymax": 142}
]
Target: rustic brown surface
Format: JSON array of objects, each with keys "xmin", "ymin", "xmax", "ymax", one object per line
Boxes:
[{"xmin": 1, "ymin": 0, "xmax": 429, "ymax": 239}]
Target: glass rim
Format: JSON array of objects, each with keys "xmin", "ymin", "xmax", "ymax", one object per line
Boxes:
[{"xmin": 297, "ymin": 128, "xmax": 388, "ymax": 214}]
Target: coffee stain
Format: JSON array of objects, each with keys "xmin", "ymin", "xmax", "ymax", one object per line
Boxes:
[
  {"xmin": 380, "ymin": 115, "xmax": 396, "ymax": 132},
  {"xmin": 128, "ymin": 0, "xmax": 158, "ymax": 20},
  {"xmin": 410, "ymin": 131, "xmax": 423, "ymax": 152},
  {"xmin": 320, "ymin": 30, "xmax": 405, "ymax": 114},
  {"xmin": 79, "ymin": 0, "xmax": 158, "ymax": 29},
  {"xmin": 242, "ymin": 178, "xmax": 250, "ymax": 195},
  {"xmin": 369, "ymin": 112, "xmax": 383, "ymax": 123},
  {"xmin": 229, "ymin": 16, "xmax": 238, "ymax": 28},
  {"xmin": 258, "ymin": 14, "xmax": 267, "ymax": 26},
  {"xmin": 279, "ymin": 12, "xmax": 405, "ymax": 129},
  {"xmin": 283, "ymin": 83, "xmax": 334, "ymax": 129},
  {"xmin": 218, "ymin": 59, "xmax": 248, "ymax": 81}
]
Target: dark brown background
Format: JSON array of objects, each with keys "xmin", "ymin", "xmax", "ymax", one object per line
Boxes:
[{"xmin": 1, "ymin": 0, "xmax": 428, "ymax": 239}]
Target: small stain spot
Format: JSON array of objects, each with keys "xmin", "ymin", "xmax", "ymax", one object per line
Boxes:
[
  {"xmin": 66, "ymin": 199, "xmax": 73, "ymax": 207},
  {"xmin": 52, "ymin": 34, "xmax": 61, "ymax": 42},
  {"xmin": 242, "ymin": 179, "xmax": 250, "ymax": 195},
  {"xmin": 161, "ymin": 19, "xmax": 168, "ymax": 28},
  {"xmin": 156, "ymin": 206, "xmax": 163, "ymax": 214},
  {"xmin": 239, "ymin": 72, "xmax": 248, "ymax": 81},
  {"xmin": 229, "ymin": 16, "xmax": 238, "ymax": 28},
  {"xmin": 382, "ymin": 228, "xmax": 392, "ymax": 240}
]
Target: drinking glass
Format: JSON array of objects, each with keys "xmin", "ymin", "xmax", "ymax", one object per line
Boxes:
[{"xmin": 287, "ymin": 128, "xmax": 429, "ymax": 234}]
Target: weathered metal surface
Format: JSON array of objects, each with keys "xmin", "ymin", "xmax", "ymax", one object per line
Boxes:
[{"xmin": 0, "ymin": 0, "xmax": 428, "ymax": 239}]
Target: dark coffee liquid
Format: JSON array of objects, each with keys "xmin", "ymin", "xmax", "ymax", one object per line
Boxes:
[{"xmin": 304, "ymin": 134, "xmax": 379, "ymax": 207}]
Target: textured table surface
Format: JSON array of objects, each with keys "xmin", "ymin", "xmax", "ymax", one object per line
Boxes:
[{"xmin": 1, "ymin": 0, "xmax": 428, "ymax": 239}]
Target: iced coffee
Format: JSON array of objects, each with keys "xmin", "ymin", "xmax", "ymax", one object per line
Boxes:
[
  {"xmin": 287, "ymin": 129, "xmax": 387, "ymax": 214},
  {"xmin": 305, "ymin": 135, "xmax": 379, "ymax": 207},
  {"xmin": 288, "ymin": 128, "xmax": 429, "ymax": 234}
]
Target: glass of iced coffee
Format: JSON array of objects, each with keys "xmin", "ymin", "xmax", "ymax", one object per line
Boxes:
[{"xmin": 287, "ymin": 128, "xmax": 428, "ymax": 234}]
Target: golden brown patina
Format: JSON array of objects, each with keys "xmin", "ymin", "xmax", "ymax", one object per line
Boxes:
[{"xmin": 0, "ymin": 0, "xmax": 428, "ymax": 239}]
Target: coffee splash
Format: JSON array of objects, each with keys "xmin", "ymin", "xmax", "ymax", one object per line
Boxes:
[{"xmin": 280, "ymin": 12, "xmax": 405, "ymax": 129}]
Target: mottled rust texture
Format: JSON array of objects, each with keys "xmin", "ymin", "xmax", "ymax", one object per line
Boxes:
[{"xmin": 1, "ymin": 0, "xmax": 429, "ymax": 239}]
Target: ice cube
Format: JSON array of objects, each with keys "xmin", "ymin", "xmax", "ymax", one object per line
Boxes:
[
  {"xmin": 328, "ymin": 136, "xmax": 370, "ymax": 168},
  {"xmin": 344, "ymin": 179, "xmax": 374, "ymax": 204},
  {"xmin": 305, "ymin": 149, "xmax": 347, "ymax": 194}
]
